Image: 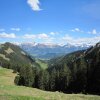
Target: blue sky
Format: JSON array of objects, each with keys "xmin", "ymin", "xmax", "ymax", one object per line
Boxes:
[{"xmin": 0, "ymin": 0, "xmax": 100, "ymax": 45}]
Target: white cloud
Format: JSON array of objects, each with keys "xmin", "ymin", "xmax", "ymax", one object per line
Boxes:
[
  {"xmin": 62, "ymin": 34, "xmax": 100, "ymax": 45},
  {"xmin": 0, "ymin": 32, "xmax": 16, "ymax": 38},
  {"xmin": 23, "ymin": 31, "xmax": 100, "ymax": 45},
  {"xmin": 62, "ymin": 34, "xmax": 73, "ymax": 41},
  {"xmin": 92, "ymin": 29, "xmax": 97, "ymax": 34},
  {"xmin": 74, "ymin": 28, "xmax": 80, "ymax": 32},
  {"xmin": 49, "ymin": 32, "xmax": 59, "ymax": 35},
  {"xmin": 27, "ymin": 0, "xmax": 42, "ymax": 11},
  {"xmin": 71, "ymin": 28, "xmax": 99, "ymax": 35},
  {"xmin": 88, "ymin": 29, "xmax": 97, "ymax": 34},
  {"xmin": 23, "ymin": 33, "xmax": 49, "ymax": 39},
  {"xmin": 71, "ymin": 28, "xmax": 83, "ymax": 32},
  {"xmin": 23, "ymin": 33, "xmax": 55, "ymax": 43},
  {"xmin": 38, "ymin": 33, "xmax": 49, "ymax": 39},
  {"xmin": 11, "ymin": 28, "xmax": 20, "ymax": 31},
  {"xmin": 23, "ymin": 34, "xmax": 36, "ymax": 39}
]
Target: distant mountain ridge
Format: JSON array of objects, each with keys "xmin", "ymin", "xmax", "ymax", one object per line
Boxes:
[{"xmin": 20, "ymin": 42, "xmax": 93, "ymax": 59}]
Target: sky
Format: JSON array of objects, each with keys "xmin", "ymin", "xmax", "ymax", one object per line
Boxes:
[{"xmin": 0, "ymin": 0, "xmax": 100, "ymax": 45}]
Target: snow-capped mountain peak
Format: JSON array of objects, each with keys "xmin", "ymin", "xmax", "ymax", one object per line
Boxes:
[{"xmin": 20, "ymin": 42, "xmax": 94, "ymax": 59}]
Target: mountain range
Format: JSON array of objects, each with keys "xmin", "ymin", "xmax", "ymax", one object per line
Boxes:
[{"xmin": 20, "ymin": 42, "xmax": 92, "ymax": 59}]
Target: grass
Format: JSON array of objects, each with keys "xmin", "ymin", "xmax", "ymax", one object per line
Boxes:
[
  {"xmin": 0, "ymin": 67, "xmax": 100, "ymax": 100},
  {"xmin": 36, "ymin": 59, "xmax": 48, "ymax": 69},
  {"xmin": 0, "ymin": 95, "xmax": 44, "ymax": 100}
]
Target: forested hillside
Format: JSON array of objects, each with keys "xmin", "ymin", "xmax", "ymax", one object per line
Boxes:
[
  {"xmin": 0, "ymin": 42, "xmax": 41, "ymax": 72},
  {"xmin": 0, "ymin": 42, "xmax": 100, "ymax": 95},
  {"xmin": 14, "ymin": 42, "xmax": 100, "ymax": 95},
  {"xmin": 47, "ymin": 42, "xmax": 100, "ymax": 94}
]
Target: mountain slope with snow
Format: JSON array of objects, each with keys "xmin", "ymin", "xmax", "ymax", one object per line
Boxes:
[{"xmin": 20, "ymin": 42, "xmax": 93, "ymax": 59}]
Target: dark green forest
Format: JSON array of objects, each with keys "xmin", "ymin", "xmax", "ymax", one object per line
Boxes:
[{"xmin": 0, "ymin": 42, "xmax": 100, "ymax": 95}]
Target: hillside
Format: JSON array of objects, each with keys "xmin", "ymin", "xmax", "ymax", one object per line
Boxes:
[
  {"xmin": 48, "ymin": 50, "xmax": 85, "ymax": 70},
  {"xmin": 0, "ymin": 67, "xmax": 100, "ymax": 100},
  {"xmin": 47, "ymin": 42, "xmax": 100, "ymax": 94},
  {"xmin": 0, "ymin": 42, "xmax": 41, "ymax": 71}
]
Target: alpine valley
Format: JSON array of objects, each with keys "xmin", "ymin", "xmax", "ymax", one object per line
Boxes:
[
  {"xmin": 20, "ymin": 42, "xmax": 92, "ymax": 59},
  {"xmin": 0, "ymin": 42, "xmax": 100, "ymax": 99},
  {"xmin": 1, "ymin": 0, "xmax": 100, "ymax": 100}
]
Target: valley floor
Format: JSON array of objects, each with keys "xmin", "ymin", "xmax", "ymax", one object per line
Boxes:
[{"xmin": 0, "ymin": 68, "xmax": 100, "ymax": 100}]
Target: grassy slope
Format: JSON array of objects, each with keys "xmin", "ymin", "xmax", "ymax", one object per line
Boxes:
[
  {"xmin": 36, "ymin": 59, "xmax": 48, "ymax": 69},
  {"xmin": 0, "ymin": 68, "xmax": 100, "ymax": 100}
]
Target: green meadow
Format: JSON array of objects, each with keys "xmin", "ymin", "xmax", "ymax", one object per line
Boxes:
[{"xmin": 0, "ymin": 68, "xmax": 100, "ymax": 100}]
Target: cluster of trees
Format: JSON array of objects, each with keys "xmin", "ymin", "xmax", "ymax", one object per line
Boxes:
[
  {"xmin": 14, "ymin": 57, "xmax": 87, "ymax": 93},
  {"xmin": 14, "ymin": 45, "xmax": 100, "ymax": 95},
  {"xmin": 14, "ymin": 64, "xmax": 72, "ymax": 92}
]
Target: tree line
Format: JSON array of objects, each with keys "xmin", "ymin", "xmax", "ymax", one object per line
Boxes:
[{"xmin": 14, "ymin": 55, "xmax": 100, "ymax": 95}]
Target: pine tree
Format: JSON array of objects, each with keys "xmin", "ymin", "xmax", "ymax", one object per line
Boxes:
[
  {"xmin": 43, "ymin": 70, "xmax": 49, "ymax": 90},
  {"xmin": 50, "ymin": 68, "xmax": 56, "ymax": 91},
  {"xmin": 38, "ymin": 70, "xmax": 44, "ymax": 90},
  {"xmin": 59, "ymin": 63, "xmax": 72, "ymax": 92},
  {"xmin": 25, "ymin": 66, "xmax": 34, "ymax": 87}
]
